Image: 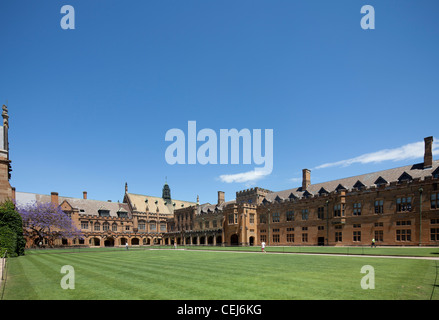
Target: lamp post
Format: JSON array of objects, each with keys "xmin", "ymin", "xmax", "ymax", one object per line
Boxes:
[{"xmin": 419, "ymin": 187, "xmax": 423, "ymax": 247}]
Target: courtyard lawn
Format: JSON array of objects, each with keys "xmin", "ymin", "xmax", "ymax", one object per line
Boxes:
[
  {"xmin": 2, "ymin": 248, "xmax": 439, "ymax": 300},
  {"xmin": 175, "ymin": 245, "xmax": 439, "ymax": 257}
]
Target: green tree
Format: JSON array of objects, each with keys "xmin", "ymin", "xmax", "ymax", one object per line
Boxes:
[{"xmin": 0, "ymin": 200, "xmax": 26, "ymax": 257}]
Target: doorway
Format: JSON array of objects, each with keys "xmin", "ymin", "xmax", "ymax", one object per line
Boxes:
[
  {"xmin": 104, "ymin": 237, "xmax": 115, "ymax": 247},
  {"xmin": 230, "ymin": 234, "xmax": 239, "ymax": 245}
]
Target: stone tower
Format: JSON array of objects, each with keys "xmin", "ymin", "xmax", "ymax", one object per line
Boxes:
[
  {"xmin": 162, "ymin": 182, "xmax": 171, "ymax": 203},
  {"xmin": 0, "ymin": 104, "xmax": 13, "ymax": 202}
]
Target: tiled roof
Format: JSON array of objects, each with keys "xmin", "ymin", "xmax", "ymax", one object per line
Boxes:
[
  {"xmin": 198, "ymin": 199, "xmax": 236, "ymax": 215},
  {"xmin": 15, "ymin": 192, "xmax": 130, "ymax": 218},
  {"xmin": 264, "ymin": 160, "xmax": 439, "ymax": 202},
  {"xmin": 125, "ymin": 192, "xmax": 196, "ymax": 215}
]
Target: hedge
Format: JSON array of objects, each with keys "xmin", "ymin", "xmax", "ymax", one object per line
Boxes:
[{"xmin": 0, "ymin": 200, "xmax": 25, "ymax": 257}]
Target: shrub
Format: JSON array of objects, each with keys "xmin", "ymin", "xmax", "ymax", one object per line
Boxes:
[{"xmin": 0, "ymin": 200, "xmax": 25, "ymax": 256}]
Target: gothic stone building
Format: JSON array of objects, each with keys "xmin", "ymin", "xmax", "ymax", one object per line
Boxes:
[
  {"xmin": 15, "ymin": 183, "xmax": 196, "ymax": 248},
  {"xmin": 4, "ymin": 103, "xmax": 439, "ymax": 247},
  {"xmin": 169, "ymin": 137, "xmax": 439, "ymax": 247}
]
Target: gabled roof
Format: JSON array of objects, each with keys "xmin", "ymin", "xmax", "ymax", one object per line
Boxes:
[
  {"xmin": 15, "ymin": 192, "xmax": 130, "ymax": 218},
  {"xmin": 124, "ymin": 193, "xmax": 196, "ymax": 215}
]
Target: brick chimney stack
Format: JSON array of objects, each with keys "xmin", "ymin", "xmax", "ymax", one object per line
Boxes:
[
  {"xmin": 302, "ymin": 169, "xmax": 311, "ymax": 191},
  {"xmin": 83, "ymin": 191, "xmax": 87, "ymax": 200},
  {"xmin": 51, "ymin": 192, "xmax": 59, "ymax": 205},
  {"xmin": 424, "ymin": 136, "xmax": 433, "ymax": 169}
]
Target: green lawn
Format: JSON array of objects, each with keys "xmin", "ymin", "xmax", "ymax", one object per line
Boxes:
[
  {"xmin": 2, "ymin": 248, "xmax": 439, "ymax": 300},
  {"xmin": 171, "ymin": 245, "xmax": 439, "ymax": 257}
]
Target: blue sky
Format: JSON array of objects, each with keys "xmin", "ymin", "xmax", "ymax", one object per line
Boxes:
[{"xmin": 1, "ymin": 0, "xmax": 438, "ymax": 204}]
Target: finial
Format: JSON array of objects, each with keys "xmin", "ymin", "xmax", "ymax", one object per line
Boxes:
[{"xmin": 125, "ymin": 182, "xmax": 128, "ymax": 193}]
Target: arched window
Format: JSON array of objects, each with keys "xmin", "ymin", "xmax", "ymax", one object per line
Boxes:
[
  {"xmin": 103, "ymin": 222, "xmax": 110, "ymax": 231},
  {"xmin": 112, "ymin": 223, "xmax": 118, "ymax": 232},
  {"xmin": 94, "ymin": 222, "xmax": 100, "ymax": 231}
]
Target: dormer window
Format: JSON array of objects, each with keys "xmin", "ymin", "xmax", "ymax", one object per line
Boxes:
[
  {"xmin": 335, "ymin": 184, "xmax": 347, "ymax": 192},
  {"xmin": 353, "ymin": 180, "xmax": 365, "ymax": 190},
  {"xmin": 303, "ymin": 190, "xmax": 312, "ymax": 198},
  {"xmin": 98, "ymin": 210, "xmax": 110, "ymax": 217},
  {"xmin": 398, "ymin": 172, "xmax": 413, "ymax": 183},
  {"xmin": 117, "ymin": 211, "xmax": 128, "ymax": 218},
  {"xmin": 374, "ymin": 176, "xmax": 388, "ymax": 187},
  {"xmin": 288, "ymin": 193, "xmax": 297, "ymax": 201},
  {"xmin": 318, "ymin": 187, "xmax": 329, "ymax": 196}
]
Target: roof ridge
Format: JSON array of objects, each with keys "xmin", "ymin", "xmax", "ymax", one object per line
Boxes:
[{"xmin": 267, "ymin": 160, "xmax": 439, "ymax": 197}]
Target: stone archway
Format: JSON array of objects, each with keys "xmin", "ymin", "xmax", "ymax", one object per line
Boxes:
[
  {"xmin": 91, "ymin": 237, "xmax": 100, "ymax": 246},
  {"xmin": 230, "ymin": 234, "xmax": 239, "ymax": 246},
  {"xmin": 104, "ymin": 237, "xmax": 115, "ymax": 247}
]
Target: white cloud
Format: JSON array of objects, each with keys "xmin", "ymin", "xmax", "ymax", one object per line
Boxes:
[
  {"xmin": 219, "ymin": 167, "xmax": 271, "ymax": 184},
  {"xmin": 315, "ymin": 138, "xmax": 439, "ymax": 170}
]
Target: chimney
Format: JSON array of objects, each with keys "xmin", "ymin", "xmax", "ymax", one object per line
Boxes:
[
  {"xmin": 302, "ymin": 169, "xmax": 311, "ymax": 191},
  {"xmin": 218, "ymin": 191, "xmax": 225, "ymax": 205},
  {"xmin": 83, "ymin": 191, "xmax": 87, "ymax": 200},
  {"xmin": 51, "ymin": 192, "xmax": 59, "ymax": 205},
  {"xmin": 424, "ymin": 136, "xmax": 433, "ymax": 169}
]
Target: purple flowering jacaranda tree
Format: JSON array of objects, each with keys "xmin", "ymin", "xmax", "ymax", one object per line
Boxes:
[{"xmin": 16, "ymin": 201, "xmax": 83, "ymax": 247}]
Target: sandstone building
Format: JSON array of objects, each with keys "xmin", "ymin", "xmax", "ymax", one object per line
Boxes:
[
  {"xmin": 168, "ymin": 137, "xmax": 439, "ymax": 247},
  {"xmin": 4, "ymin": 106, "xmax": 439, "ymax": 247}
]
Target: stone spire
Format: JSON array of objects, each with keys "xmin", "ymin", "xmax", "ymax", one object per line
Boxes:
[{"xmin": 2, "ymin": 104, "xmax": 9, "ymax": 155}]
